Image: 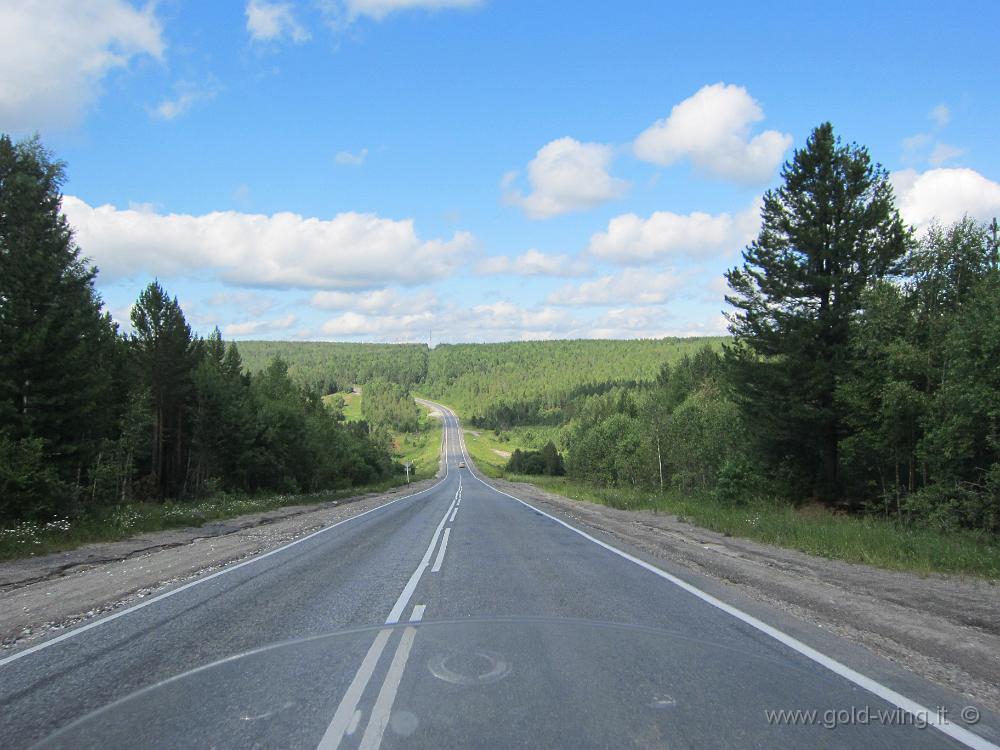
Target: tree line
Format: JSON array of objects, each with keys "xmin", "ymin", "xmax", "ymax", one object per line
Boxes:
[
  {"xmin": 0, "ymin": 135, "xmax": 394, "ymax": 522},
  {"xmin": 563, "ymin": 124, "xmax": 999, "ymax": 534}
]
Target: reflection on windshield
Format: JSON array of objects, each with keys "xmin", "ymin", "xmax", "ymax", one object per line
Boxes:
[{"xmin": 34, "ymin": 618, "xmax": 959, "ymax": 750}]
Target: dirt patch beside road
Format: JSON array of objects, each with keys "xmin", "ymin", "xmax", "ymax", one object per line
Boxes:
[
  {"xmin": 0, "ymin": 477, "xmax": 441, "ymax": 652},
  {"xmin": 490, "ymin": 476, "xmax": 1000, "ymax": 713}
]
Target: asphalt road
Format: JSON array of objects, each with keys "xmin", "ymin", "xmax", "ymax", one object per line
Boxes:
[{"xmin": 0, "ymin": 404, "xmax": 996, "ymax": 749}]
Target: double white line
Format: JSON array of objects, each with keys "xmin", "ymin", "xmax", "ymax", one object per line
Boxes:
[{"xmin": 317, "ymin": 472, "xmax": 462, "ymax": 749}]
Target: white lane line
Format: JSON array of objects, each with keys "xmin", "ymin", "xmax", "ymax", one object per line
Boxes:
[
  {"xmin": 357, "ymin": 625, "xmax": 418, "ymax": 750},
  {"xmin": 434, "ymin": 402, "xmax": 999, "ymax": 750},
  {"xmin": 384, "ymin": 497, "xmax": 455, "ymax": 624},
  {"xmin": 318, "ymin": 496, "xmax": 455, "ymax": 749},
  {"xmin": 430, "ymin": 528, "xmax": 451, "ymax": 573},
  {"xmin": 448, "ymin": 506, "xmax": 458, "ymax": 523},
  {"xmin": 0, "ymin": 452, "xmax": 453, "ymax": 669},
  {"xmin": 316, "ymin": 628, "xmax": 393, "ymax": 749},
  {"xmin": 409, "ymin": 604, "xmax": 426, "ymax": 622}
]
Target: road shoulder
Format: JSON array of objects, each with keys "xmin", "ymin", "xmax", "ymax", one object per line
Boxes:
[
  {"xmin": 0, "ymin": 477, "xmax": 440, "ymax": 652},
  {"xmin": 488, "ymin": 475, "xmax": 1000, "ymax": 716}
]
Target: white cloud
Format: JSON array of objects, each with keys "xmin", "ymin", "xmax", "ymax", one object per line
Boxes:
[
  {"xmin": 928, "ymin": 142, "xmax": 964, "ymax": 167},
  {"xmin": 586, "ymin": 307, "xmax": 729, "ymax": 340},
  {"xmin": 149, "ymin": 81, "xmax": 217, "ymax": 121},
  {"xmin": 335, "ymin": 0, "xmax": 482, "ymax": 23},
  {"xmin": 548, "ymin": 269, "xmax": 685, "ymax": 306},
  {"xmin": 320, "ymin": 310, "xmax": 434, "ymax": 338},
  {"xmin": 891, "ymin": 168, "xmax": 1000, "ymax": 231},
  {"xmin": 246, "ymin": 0, "xmax": 310, "ymax": 43},
  {"xmin": 62, "ymin": 196, "xmax": 474, "ymax": 290},
  {"xmin": 335, "ymin": 147, "xmax": 368, "ymax": 166},
  {"xmin": 930, "ymin": 103, "xmax": 951, "ymax": 128},
  {"xmin": 902, "ymin": 104, "xmax": 964, "ymax": 167},
  {"xmin": 633, "ymin": 83, "xmax": 792, "ymax": 183},
  {"xmin": 0, "ymin": 0, "xmax": 164, "ymax": 131},
  {"xmin": 475, "ymin": 249, "xmax": 589, "ymax": 277},
  {"xmin": 587, "ymin": 201, "xmax": 761, "ymax": 265},
  {"xmin": 311, "ymin": 288, "xmax": 438, "ymax": 315},
  {"xmin": 225, "ymin": 314, "xmax": 298, "ymax": 337},
  {"xmin": 206, "ymin": 291, "xmax": 276, "ymax": 315},
  {"xmin": 504, "ymin": 137, "xmax": 628, "ymax": 219}
]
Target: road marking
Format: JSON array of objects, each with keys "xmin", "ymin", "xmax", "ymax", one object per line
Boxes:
[
  {"xmin": 0, "ymin": 432, "xmax": 454, "ymax": 669},
  {"xmin": 357, "ymin": 624, "xmax": 418, "ymax": 750},
  {"xmin": 384, "ymin": 497, "xmax": 455, "ymax": 624},
  {"xmin": 409, "ymin": 604, "xmax": 426, "ymax": 622},
  {"xmin": 318, "ymin": 490, "xmax": 456, "ymax": 749},
  {"xmin": 428, "ymin": 401, "xmax": 1000, "ymax": 750},
  {"xmin": 315, "ymin": 628, "xmax": 393, "ymax": 750},
  {"xmin": 431, "ymin": 528, "xmax": 451, "ymax": 573},
  {"xmin": 448, "ymin": 506, "xmax": 458, "ymax": 523}
]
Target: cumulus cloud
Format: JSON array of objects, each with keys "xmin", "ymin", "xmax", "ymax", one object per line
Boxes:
[
  {"xmin": 548, "ymin": 269, "xmax": 685, "ymax": 306},
  {"xmin": 633, "ymin": 83, "xmax": 792, "ymax": 183},
  {"xmin": 62, "ymin": 196, "xmax": 474, "ymax": 290},
  {"xmin": 246, "ymin": 0, "xmax": 310, "ymax": 43},
  {"xmin": 0, "ymin": 0, "xmax": 164, "ymax": 131},
  {"xmin": 587, "ymin": 201, "xmax": 761, "ymax": 265},
  {"xmin": 225, "ymin": 314, "xmax": 298, "ymax": 337},
  {"xmin": 335, "ymin": 147, "xmax": 368, "ymax": 166},
  {"xmin": 891, "ymin": 168, "xmax": 1000, "ymax": 231},
  {"xmin": 330, "ymin": 0, "xmax": 482, "ymax": 23},
  {"xmin": 311, "ymin": 288, "xmax": 438, "ymax": 315},
  {"xmin": 475, "ymin": 249, "xmax": 589, "ymax": 277},
  {"xmin": 206, "ymin": 291, "xmax": 276, "ymax": 315},
  {"xmin": 149, "ymin": 81, "xmax": 218, "ymax": 121},
  {"xmin": 930, "ymin": 103, "xmax": 951, "ymax": 128},
  {"xmin": 504, "ymin": 137, "xmax": 628, "ymax": 219},
  {"xmin": 901, "ymin": 103, "xmax": 964, "ymax": 167}
]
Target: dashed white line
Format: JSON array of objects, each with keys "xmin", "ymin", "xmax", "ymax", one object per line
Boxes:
[
  {"xmin": 431, "ymin": 528, "xmax": 451, "ymax": 573},
  {"xmin": 357, "ymin": 625, "xmax": 418, "ymax": 750},
  {"xmin": 433, "ymin": 401, "xmax": 998, "ymax": 750}
]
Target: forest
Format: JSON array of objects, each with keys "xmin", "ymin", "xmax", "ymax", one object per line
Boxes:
[
  {"xmin": 3, "ymin": 123, "xmax": 999, "ymax": 544},
  {"xmin": 0, "ymin": 136, "xmax": 396, "ymax": 527}
]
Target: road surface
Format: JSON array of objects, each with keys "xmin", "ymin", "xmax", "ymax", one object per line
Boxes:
[{"xmin": 0, "ymin": 403, "xmax": 996, "ymax": 749}]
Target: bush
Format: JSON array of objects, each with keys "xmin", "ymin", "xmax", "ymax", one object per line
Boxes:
[{"xmin": 0, "ymin": 435, "xmax": 70, "ymax": 519}]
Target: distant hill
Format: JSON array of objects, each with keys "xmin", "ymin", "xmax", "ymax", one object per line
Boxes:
[{"xmin": 237, "ymin": 337, "xmax": 726, "ymax": 426}]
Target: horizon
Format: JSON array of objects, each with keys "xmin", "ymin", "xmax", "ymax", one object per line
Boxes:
[{"xmin": 3, "ymin": 1, "xmax": 999, "ymax": 344}]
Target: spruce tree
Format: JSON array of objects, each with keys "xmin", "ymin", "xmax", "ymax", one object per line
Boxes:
[
  {"xmin": 0, "ymin": 134, "xmax": 119, "ymax": 515},
  {"xmin": 129, "ymin": 281, "xmax": 199, "ymax": 498},
  {"xmin": 725, "ymin": 123, "xmax": 909, "ymax": 502}
]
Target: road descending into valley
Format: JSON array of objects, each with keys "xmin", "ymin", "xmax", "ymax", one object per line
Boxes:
[{"xmin": 1, "ymin": 403, "xmax": 997, "ymax": 749}]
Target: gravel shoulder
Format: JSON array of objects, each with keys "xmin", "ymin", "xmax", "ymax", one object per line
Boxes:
[
  {"xmin": 489, "ymin": 476, "xmax": 1000, "ymax": 714},
  {"xmin": 0, "ymin": 476, "xmax": 441, "ymax": 653}
]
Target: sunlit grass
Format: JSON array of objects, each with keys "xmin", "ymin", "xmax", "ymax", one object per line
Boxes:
[
  {"xmin": 0, "ymin": 473, "xmax": 419, "ymax": 562},
  {"xmin": 504, "ymin": 474, "xmax": 1000, "ymax": 579}
]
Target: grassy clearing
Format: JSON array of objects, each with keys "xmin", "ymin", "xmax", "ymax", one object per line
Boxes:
[
  {"xmin": 393, "ymin": 406, "xmax": 443, "ymax": 481},
  {"xmin": 505, "ymin": 474, "xmax": 1000, "ymax": 579},
  {"xmin": 0, "ymin": 473, "xmax": 417, "ymax": 562},
  {"xmin": 461, "ymin": 429, "xmax": 513, "ymax": 478},
  {"xmin": 324, "ymin": 390, "xmax": 363, "ymax": 422}
]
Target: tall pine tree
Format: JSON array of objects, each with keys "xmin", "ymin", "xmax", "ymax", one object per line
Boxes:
[
  {"xmin": 725, "ymin": 123, "xmax": 909, "ymax": 502},
  {"xmin": 129, "ymin": 281, "xmax": 199, "ymax": 498},
  {"xmin": 0, "ymin": 135, "xmax": 120, "ymax": 516}
]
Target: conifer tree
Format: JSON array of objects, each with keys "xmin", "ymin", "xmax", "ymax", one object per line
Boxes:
[{"xmin": 725, "ymin": 123, "xmax": 909, "ymax": 501}]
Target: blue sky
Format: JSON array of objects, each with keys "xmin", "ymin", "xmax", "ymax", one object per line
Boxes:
[{"xmin": 3, "ymin": 0, "xmax": 999, "ymax": 342}]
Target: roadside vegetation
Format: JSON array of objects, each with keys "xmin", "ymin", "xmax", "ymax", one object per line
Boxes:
[
  {"xmin": 505, "ymin": 475, "xmax": 1000, "ymax": 578},
  {"xmin": 0, "ymin": 135, "xmax": 415, "ymax": 558},
  {"xmin": 3, "ymin": 124, "xmax": 999, "ymax": 576}
]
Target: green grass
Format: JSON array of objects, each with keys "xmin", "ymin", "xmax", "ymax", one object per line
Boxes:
[
  {"xmin": 324, "ymin": 390, "xmax": 363, "ymax": 422},
  {"xmin": 461, "ymin": 428, "xmax": 517, "ymax": 477},
  {"xmin": 0, "ymin": 473, "xmax": 418, "ymax": 562},
  {"xmin": 505, "ymin": 474, "xmax": 1000, "ymax": 579},
  {"xmin": 393, "ymin": 405, "xmax": 443, "ymax": 481}
]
